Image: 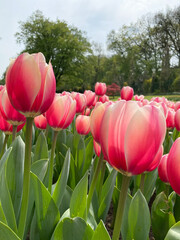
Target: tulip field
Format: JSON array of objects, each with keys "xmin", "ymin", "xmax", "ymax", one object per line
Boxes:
[{"xmin": 0, "ymin": 52, "xmax": 180, "ymax": 240}]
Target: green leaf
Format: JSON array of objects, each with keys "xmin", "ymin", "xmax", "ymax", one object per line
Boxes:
[
  {"xmin": 0, "ymin": 202, "xmax": 7, "ymax": 225},
  {"xmin": 6, "ymin": 136, "xmax": 25, "ymax": 223},
  {"xmin": 30, "ymin": 172, "xmax": 60, "ymax": 240},
  {"xmin": 33, "ymin": 132, "xmax": 48, "ymax": 162},
  {"xmin": 91, "ymin": 220, "xmax": 111, "ymax": 240},
  {"xmin": 0, "ymin": 132, "xmax": 5, "ymax": 153},
  {"xmin": 0, "ymin": 221, "xmax": 20, "ymax": 240},
  {"xmin": 53, "ymin": 149, "xmax": 71, "ymax": 209},
  {"xmin": 151, "ymin": 192, "xmax": 176, "ymax": 240},
  {"xmin": 165, "ymin": 222, "xmax": 180, "ymax": 240},
  {"xmin": 59, "ymin": 186, "xmax": 73, "ymax": 216},
  {"xmin": 128, "ymin": 190, "xmax": 151, "ymax": 240},
  {"xmin": 51, "ymin": 217, "xmax": 93, "ymax": 240},
  {"xmin": 0, "ymin": 148, "xmax": 18, "ymax": 234},
  {"xmin": 174, "ymin": 194, "xmax": 180, "ymax": 222},
  {"xmin": 70, "ymin": 172, "xmax": 88, "ymax": 219},
  {"xmin": 98, "ymin": 169, "xmax": 117, "ymax": 221},
  {"xmin": 82, "ymin": 137, "xmax": 93, "ymax": 176},
  {"xmin": 31, "ymin": 159, "xmax": 48, "ymax": 182},
  {"xmin": 76, "ymin": 136, "xmax": 86, "ymax": 181},
  {"xmin": 68, "ymin": 153, "xmax": 76, "ymax": 189}
]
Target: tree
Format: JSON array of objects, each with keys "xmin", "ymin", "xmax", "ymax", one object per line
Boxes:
[{"xmin": 15, "ymin": 10, "xmax": 91, "ymax": 91}]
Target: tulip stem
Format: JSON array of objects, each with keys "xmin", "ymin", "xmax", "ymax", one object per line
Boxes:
[
  {"xmin": 140, "ymin": 172, "xmax": 146, "ymax": 193},
  {"xmin": 48, "ymin": 130, "xmax": 58, "ymax": 194},
  {"xmin": 18, "ymin": 117, "xmax": 34, "ymax": 239},
  {"xmin": 45, "ymin": 124, "xmax": 50, "ymax": 138},
  {"xmin": 12, "ymin": 125, "xmax": 17, "ymax": 142},
  {"xmin": 87, "ymin": 151, "xmax": 104, "ymax": 216},
  {"xmin": 0, "ymin": 134, "xmax": 9, "ymax": 159},
  {"xmin": 112, "ymin": 174, "xmax": 131, "ymax": 240}
]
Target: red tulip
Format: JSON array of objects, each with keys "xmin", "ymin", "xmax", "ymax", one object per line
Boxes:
[
  {"xmin": 95, "ymin": 82, "xmax": 107, "ymax": 96},
  {"xmin": 74, "ymin": 93, "xmax": 87, "ymax": 113},
  {"xmin": 120, "ymin": 86, "xmax": 134, "ymax": 101},
  {"xmin": 6, "ymin": 52, "xmax": 56, "ymax": 117},
  {"xmin": 167, "ymin": 138, "xmax": 180, "ymax": 194},
  {"xmin": 99, "ymin": 95, "xmax": 109, "ymax": 103},
  {"xmin": 46, "ymin": 94, "xmax": 76, "ymax": 130},
  {"xmin": 100, "ymin": 101, "xmax": 166, "ymax": 175},
  {"xmin": 34, "ymin": 114, "xmax": 47, "ymax": 130},
  {"xmin": 75, "ymin": 115, "xmax": 90, "ymax": 135},
  {"xmin": 0, "ymin": 87, "xmax": 26, "ymax": 125},
  {"xmin": 0, "ymin": 111, "xmax": 25, "ymax": 134},
  {"xmin": 158, "ymin": 154, "xmax": 169, "ymax": 183},
  {"xmin": 175, "ymin": 101, "xmax": 180, "ymax": 111},
  {"xmin": 175, "ymin": 109, "xmax": 180, "ymax": 131},
  {"xmin": 90, "ymin": 102, "xmax": 112, "ymax": 144},
  {"xmin": 93, "ymin": 139, "xmax": 101, "ymax": 157},
  {"xmin": 147, "ymin": 145, "xmax": 163, "ymax": 172},
  {"xmin": 84, "ymin": 90, "xmax": 96, "ymax": 107}
]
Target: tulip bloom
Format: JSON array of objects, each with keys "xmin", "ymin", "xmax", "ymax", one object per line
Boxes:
[
  {"xmin": 175, "ymin": 101, "xmax": 180, "ymax": 111},
  {"xmin": 99, "ymin": 95, "xmax": 109, "ymax": 103},
  {"xmin": 6, "ymin": 52, "xmax": 56, "ymax": 117},
  {"xmin": 166, "ymin": 109, "xmax": 175, "ymax": 129},
  {"xmin": 100, "ymin": 101, "xmax": 166, "ymax": 175},
  {"xmin": 75, "ymin": 115, "xmax": 90, "ymax": 135},
  {"xmin": 167, "ymin": 138, "xmax": 180, "ymax": 194},
  {"xmin": 34, "ymin": 114, "xmax": 47, "ymax": 130},
  {"xmin": 134, "ymin": 95, "xmax": 144, "ymax": 101},
  {"xmin": 95, "ymin": 82, "xmax": 107, "ymax": 96},
  {"xmin": 158, "ymin": 154, "xmax": 169, "ymax": 183},
  {"xmin": 120, "ymin": 86, "xmax": 134, "ymax": 101},
  {"xmin": 46, "ymin": 94, "xmax": 76, "ymax": 131},
  {"xmin": 175, "ymin": 109, "xmax": 180, "ymax": 131},
  {"xmin": 84, "ymin": 90, "xmax": 96, "ymax": 107},
  {"xmin": 0, "ymin": 87, "xmax": 26, "ymax": 125},
  {"xmin": 74, "ymin": 93, "xmax": 87, "ymax": 113}
]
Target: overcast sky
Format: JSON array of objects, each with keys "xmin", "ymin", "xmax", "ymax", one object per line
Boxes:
[{"xmin": 0, "ymin": 0, "xmax": 179, "ymax": 78}]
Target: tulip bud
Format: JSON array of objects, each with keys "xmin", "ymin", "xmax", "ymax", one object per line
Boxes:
[
  {"xmin": 158, "ymin": 154, "xmax": 169, "ymax": 183},
  {"xmin": 34, "ymin": 114, "xmax": 47, "ymax": 130},
  {"xmin": 75, "ymin": 115, "xmax": 90, "ymax": 135},
  {"xmin": 95, "ymin": 82, "xmax": 107, "ymax": 96},
  {"xmin": 84, "ymin": 90, "xmax": 96, "ymax": 107},
  {"xmin": 120, "ymin": 86, "xmax": 134, "ymax": 101},
  {"xmin": 175, "ymin": 109, "xmax": 180, "ymax": 131}
]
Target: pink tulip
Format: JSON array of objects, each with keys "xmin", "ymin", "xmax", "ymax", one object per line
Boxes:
[
  {"xmin": 166, "ymin": 109, "xmax": 175, "ymax": 129},
  {"xmin": 120, "ymin": 86, "xmax": 134, "ymax": 101},
  {"xmin": 158, "ymin": 154, "xmax": 169, "ymax": 183},
  {"xmin": 100, "ymin": 101, "xmax": 166, "ymax": 175},
  {"xmin": 46, "ymin": 94, "xmax": 76, "ymax": 130},
  {"xmin": 0, "ymin": 85, "xmax": 4, "ymax": 91},
  {"xmin": 0, "ymin": 111, "xmax": 25, "ymax": 134},
  {"xmin": 75, "ymin": 115, "xmax": 90, "ymax": 135},
  {"xmin": 147, "ymin": 145, "xmax": 163, "ymax": 172},
  {"xmin": 34, "ymin": 114, "xmax": 47, "ymax": 130},
  {"xmin": 167, "ymin": 138, "xmax": 180, "ymax": 194},
  {"xmin": 175, "ymin": 109, "xmax": 180, "ymax": 131},
  {"xmin": 71, "ymin": 91, "xmax": 78, "ymax": 99},
  {"xmin": 90, "ymin": 102, "xmax": 112, "ymax": 144},
  {"xmin": 0, "ymin": 87, "xmax": 26, "ymax": 125},
  {"xmin": 95, "ymin": 82, "xmax": 107, "ymax": 96},
  {"xmin": 99, "ymin": 95, "xmax": 109, "ymax": 103},
  {"xmin": 84, "ymin": 90, "xmax": 96, "ymax": 107},
  {"xmin": 74, "ymin": 93, "xmax": 87, "ymax": 113},
  {"xmin": 92, "ymin": 95, "xmax": 98, "ymax": 107},
  {"xmin": 134, "ymin": 95, "xmax": 144, "ymax": 101},
  {"xmin": 6, "ymin": 52, "xmax": 56, "ymax": 117},
  {"xmin": 84, "ymin": 108, "xmax": 91, "ymax": 116},
  {"xmin": 93, "ymin": 139, "xmax": 101, "ymax": 157}
]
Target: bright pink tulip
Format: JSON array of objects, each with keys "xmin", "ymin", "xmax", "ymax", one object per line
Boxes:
[
  {"xmin": 74, "ymin": 93, "xmax": 87, "ymax": 113},
  {"xmin": 134, "ymin": 95, "xmax": 144, "ymax": 101},
  {"xmin": 93, "ymin": 140, "xmax": 101, "ymax": 157},
  {"xmin": 99, "ymin": 95, "xmax": 109, "ymax": 103},
  {"xmin": 0, "ymin": 112, "xmax": 25, "ymax": 134},
  {"xmin": 71, "ymin": 91, "xmax": 78, "ymax": 99},
  {"xmin": 75, "ymin": 115, "xmax": 90, "ymax": 135},
  {"xmin": 175, "ymin": 109, "xmax": 180, "ymax": 131},
  {"xmin": 0, "ymin": 85, "xmax": 4, "ymax": 91},
  {"xmin": 158, "ymin": 154, "xmax": 169, "ymax": 183},
  {"xmin": 95, "ymin": 82, "xmax": 107, "ymax": 96},
  {"xmin": 175, "ymin": 101, "xmax": 180, "ymax": 111},
  {"xmin": 62, "ymin": 91, "xmax": 71, "ymax": 96},
  {"xmin": 147, "ymin": 145, "xmax": 163, "ymax": 172},
  {"xmin": 0, "ymin": 87, "xmax": 26, "ymax": 125},
  {"xmin": 100, "ymin": 101, "xmax": 166, "ymax": 175},
  {"xmin": 120, "ymin": 86, "xmax": 134, "ymax": 101},
  {"xmin": 34, "ymin": 114, "xmax": 47, "ymax": 130},
  {"xmin": 90, "ymin": 102, "xmax": 112, "ymax": 144},
  {"xmin": 167, "ymin": 138, "xmax": 180, "ymax": 194},
  {"xmin": 84, "ymin": 108, "xmax": 91, "ymax": 116},
  {"xmin": 84, "ymin": 90, "xmax": 96, "ymax": 107},
  {"xmin": 166, "ymin": 109, "xmax": 175, "ymax": 129},
  {"xmin": 92, "ymin": 95, "xmax": 98, "ymax": 107},
  {"xmin": 46, "ymin": 94, "xmax": 76, "ymax": 130},
  {"xmin": 6, "ymin": 52, "xmax": 56, "ymax": 117}
]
